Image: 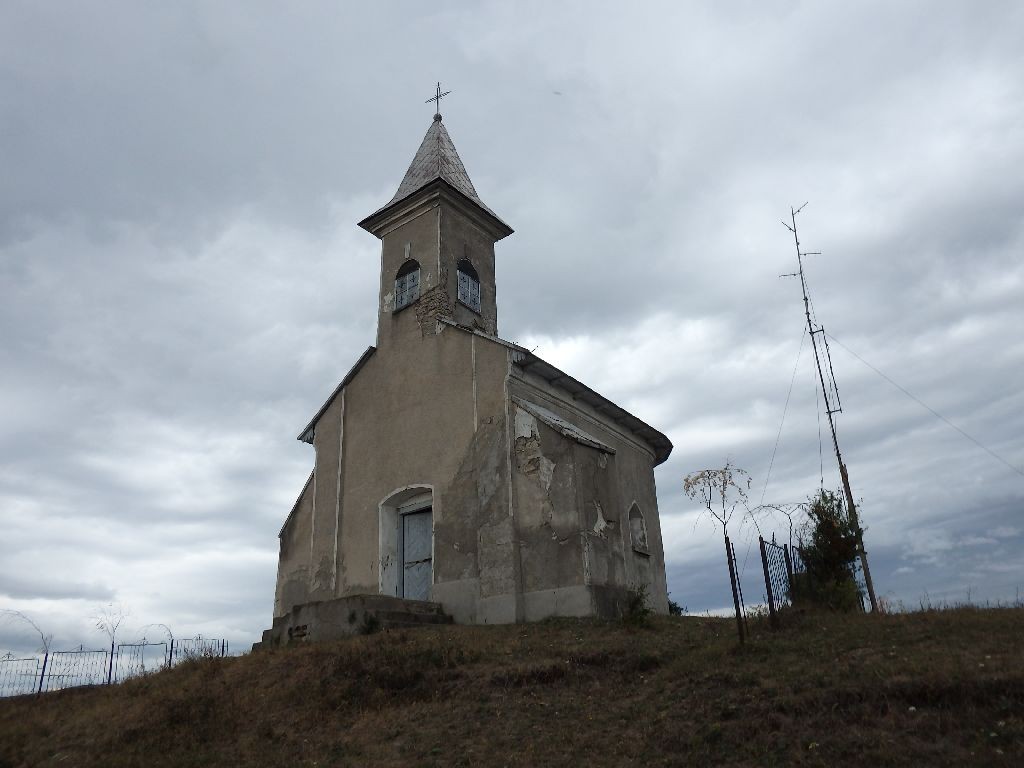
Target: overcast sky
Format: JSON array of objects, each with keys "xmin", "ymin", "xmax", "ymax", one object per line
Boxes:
[{"xmin": 2, "ymin": 1, "xmax": 1022, "ymax": 653}]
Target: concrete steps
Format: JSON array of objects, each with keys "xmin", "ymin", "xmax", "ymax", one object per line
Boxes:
[
  {"xmin": 375, "ymin": 609, "xmax": 453, "ymax": 630},
  {"xmin": 257, "ymin": 594, "xmax": 454, "ymax": 648},
  {"xmin": 365, "ymin": 597, "xmax": 453, "ymax": 631},
  {"xmin": 358, "ymin": 595, "xmax": 450, "ymax": 617}
]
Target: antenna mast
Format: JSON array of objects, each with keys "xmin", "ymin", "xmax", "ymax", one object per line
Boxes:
[{"xmin": 783, "ymin": 204, "xmax": 879, "ymax": 612}]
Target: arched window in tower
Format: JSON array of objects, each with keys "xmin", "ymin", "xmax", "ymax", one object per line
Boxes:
[
  {"xmin": 457, "ymin": 259, "xmax": 481, "ymax": 313},
  {"xmin": 394, "ymin": 259, "xmax": 421, "ymax": 311},
  {"xmin": 629, "ymin": 503, "xmax": 649, "ymax": 555}
]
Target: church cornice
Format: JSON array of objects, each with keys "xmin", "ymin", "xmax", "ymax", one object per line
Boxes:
[{"xmin": 358, "ymin": 177, "xmax": 513, "ymax": 241}]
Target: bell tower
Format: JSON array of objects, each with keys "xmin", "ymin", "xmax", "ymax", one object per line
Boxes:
[{"xmin": 358, "ymin": 108, "xmax": 513, "ymax": 347}]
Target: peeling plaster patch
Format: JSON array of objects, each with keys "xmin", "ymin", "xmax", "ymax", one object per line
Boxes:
[
  {"xmin": 598, "ymin": 453, "xmax": 608, "ymax": 469},
  {"xmin": 512, "ymin": 397, "xmax": 615, "ymax": 454},
  {"xmin": 592, "ymin": 509, "xmax": 610, "ymax": 539},
  {"xmin": 514, "ymin": 408, "xmax": 555, "ymax": 490},
  {"xmin": 414, "ymin": 282, "xmax": 453, "ymax": 334},
  {"xmin": 383, "ymin": 291, "xmax": 394, "ymax": 312},
  {"xmin": 524, "ymin": 454, "xmax": 555, "ymax": 490},
  {"xmin": 515, "ymin": 405, "xmax": 557, "ymax": 525},
  {"xmin": 514, "ymin": 407, "xmax": 537, "ymax": 440},
  {"xmin": 541, "ymin": 520, "xmax": 570, "ymax": 545}
]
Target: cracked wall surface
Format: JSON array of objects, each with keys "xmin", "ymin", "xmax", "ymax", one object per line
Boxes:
[
  {"xmin": 271, "ymin": 189, "xmax": 669, "ymax": 627},
  {"xmin": 513, "ymin": 406, "xmax": 584, "ymax": 595},
  {"xmin": 508, "ymin": 374, "xmax": 670, "ymax": 617}
]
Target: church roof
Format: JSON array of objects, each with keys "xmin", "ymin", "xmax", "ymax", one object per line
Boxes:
[
  {"xmin": 512, "ymin": 349, "xmax": 674, "ymax": 466},
  {"xmin": 359, "ymin": 115, "xmax": 511, "ymax": 235},
  {"xmin": 436, "ymin": 318, "xmax": 674, "ymax": 466}
]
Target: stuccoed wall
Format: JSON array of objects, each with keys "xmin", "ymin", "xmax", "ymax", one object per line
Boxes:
[
  {"xmin": 507, "ymin": 372, "xmax": 670, "ymax": 616},
  {"xmin": 274, "ymin": 474, "xmax": 314, "ymax": 617},
  {"xmin": 441, "ymin": 206, "xmax": 499, "ymax": 336},
  {"xmin": 331, "ymin": 325, "xmax": 515, "ymax": 623}
]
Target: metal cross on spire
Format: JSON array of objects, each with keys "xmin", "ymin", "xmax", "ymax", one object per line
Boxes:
[{"xmin": 425, "ymin": 82, "xmax": 450, "ymax": 118}]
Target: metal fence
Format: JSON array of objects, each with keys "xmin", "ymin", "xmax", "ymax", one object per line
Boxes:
[
  {"xmin": 756, "ymin": 537, "xmax": 810, "ymax": 628},
  {"xmin": 724, "ymin": 534, "xmax": 749, "ymax": 643},
  {"xmin": 0, "ymin": 636, "xmax": 229, "ymax": 698}
]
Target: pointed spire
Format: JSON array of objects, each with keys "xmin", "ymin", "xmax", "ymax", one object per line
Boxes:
[
  {"xmin": 383, "ymin": 115, "xmax": 499, "ymax": 218},
  {"xmin": 359, "ymin": 114, "xmax": 512, "ymax": 239}
]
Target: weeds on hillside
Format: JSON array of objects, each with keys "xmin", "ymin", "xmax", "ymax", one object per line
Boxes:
[
  {"xmin": 3, "ymin": 611, "xmax": 1024, "ymax": 766},
  {"xmin": 621, "ymin": 584, "xmax": 653, "ymax": 627}
]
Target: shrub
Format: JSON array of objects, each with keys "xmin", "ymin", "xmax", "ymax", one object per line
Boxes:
[
  {"xmin": 622, "ymin": 584, "xmax": 653, "ymax": 627},
  {"xmin": 793, "ymin": 489, "xmax": 864, "ymax": 612}
]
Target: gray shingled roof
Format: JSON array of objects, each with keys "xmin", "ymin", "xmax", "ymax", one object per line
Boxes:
[{"xmin": 379, "ymin": 115, "xmax": 502, "ymax": 221}]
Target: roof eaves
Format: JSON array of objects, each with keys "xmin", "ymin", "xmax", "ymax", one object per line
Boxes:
[
  {"xmin": 358, "ymin": 178, "xmax": 513, "ymax": 239},
  {"xmin": 513, "ymin": 396, "xmax": 616, "ymax": 455},
  {"xmin": 435, "ymin": 317, "xmax": 528, "ymax": 353},
  {"xmin": 297, "ymin": 346, "xmax": 376, "ymax": 444},
  {"xmin": 513, "ymin": 351, "xmax": 674, "ymax": 466}
]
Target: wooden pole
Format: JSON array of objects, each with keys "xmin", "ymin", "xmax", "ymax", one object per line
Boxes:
[{"xmin": 840, "ymin": 463, "xmax": 878, "ymax": 612}]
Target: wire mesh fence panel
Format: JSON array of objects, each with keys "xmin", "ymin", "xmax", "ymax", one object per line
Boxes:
[
  {"xmin": 1, "ymin": 635, "xmax": 230, "ymax": 697},
  {"xmin": 791, "ymin": 546, "xmax": 807, "ymax": 575},
  {"xmin": 763, "ymin": 539, "xmax": 792, "ymax": 610},
  {"xmin": 114, "ymin": 641, "xmax": 168, "ymax": 683},
  {"xmin": 168, "ymin": 636, "xmax": 228, "ymax": 666},
  {"xmin": 0, "ymin": 655, "xmax": 41, "ymax": 698},
  {"xmin": 42, "ymin": 650, "xmax": 109, "ymax": 692}
]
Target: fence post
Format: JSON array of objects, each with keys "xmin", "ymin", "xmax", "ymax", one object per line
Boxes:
[
  {"xmin": 760, "ymin": 537, "xmax": 779, "ymax": 629},
  {"xmin": 106, "ymin": 641, "xmax": 115, "ymax": 685},
  {"xmin": 724, "ymin": 535, "xmax": 745, "ymax": 644},
  {"xmin": 783, "ymin": 544, "xmax": 794, "ymax": 587},
  {"xmin": 220, "ymin": 639, "xmax": 226, "ymax": 657},
  {"xmin": 733, "ymin": 539, "xmax": 749, "ymax": 636},
  {"xmin": 36, "ymin": 652, "xmax": 48, "ymax": 696},
  {"xmin": 167, "ymin": 639, "xmax": 173, "ymax": 669}
]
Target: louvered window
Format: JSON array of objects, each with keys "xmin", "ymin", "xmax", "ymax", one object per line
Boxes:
[
  {"xmin": 394, "ymin": 260, "xmax": 421, "ymax": 311},
  {"xmin": 457, "ymin": 260, "xmax": 481, "ymax": 313}
]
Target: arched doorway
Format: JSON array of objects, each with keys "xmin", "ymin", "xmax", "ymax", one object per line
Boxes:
[{"xmin": 379, "ymin": 486, "xmax": 433, "ymax": 601}]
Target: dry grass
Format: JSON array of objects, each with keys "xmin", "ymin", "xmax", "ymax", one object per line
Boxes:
[{"xmin": 1, "ymin": 607, "xmax": 1022, "ymax": 766}]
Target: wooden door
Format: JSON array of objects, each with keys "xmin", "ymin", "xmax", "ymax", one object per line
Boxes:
[{"xmin": 401, "ymin": 508, "xmax": 432, "ymax": 601}]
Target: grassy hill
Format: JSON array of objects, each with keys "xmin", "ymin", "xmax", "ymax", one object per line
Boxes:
[{"xmin": 1, "ymin": 607, "xmax": 1021, "ymax": 766}]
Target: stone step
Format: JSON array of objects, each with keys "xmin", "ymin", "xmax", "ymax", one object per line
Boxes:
[
  {"xmin": 373, "ymin": 609, "xmax": 453, "ymax": 626},
  {"xmin": 379, "ymin": 619, "xmax": 450, "ymax": 631},
  {"xmin": 256, "ymin": 594, "xmax": 455, "ymax": 648},
  {"xmin": 357, "ymin": 595, "xmax": 449, "ymax": 616}
]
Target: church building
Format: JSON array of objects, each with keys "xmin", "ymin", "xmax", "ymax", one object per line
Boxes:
[{"xmin": 263, "ymin": 108, "xmax": 673, "ymax": 643}]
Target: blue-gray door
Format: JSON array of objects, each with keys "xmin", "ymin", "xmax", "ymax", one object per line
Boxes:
[{"xmin": 401, "ymin": 509, "xmax": 432, "ymax": 601}]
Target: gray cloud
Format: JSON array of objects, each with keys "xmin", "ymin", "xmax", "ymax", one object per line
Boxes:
[{"xmin": 2, "ymin": 1, "xmax": 1022, "ymax": 647}]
